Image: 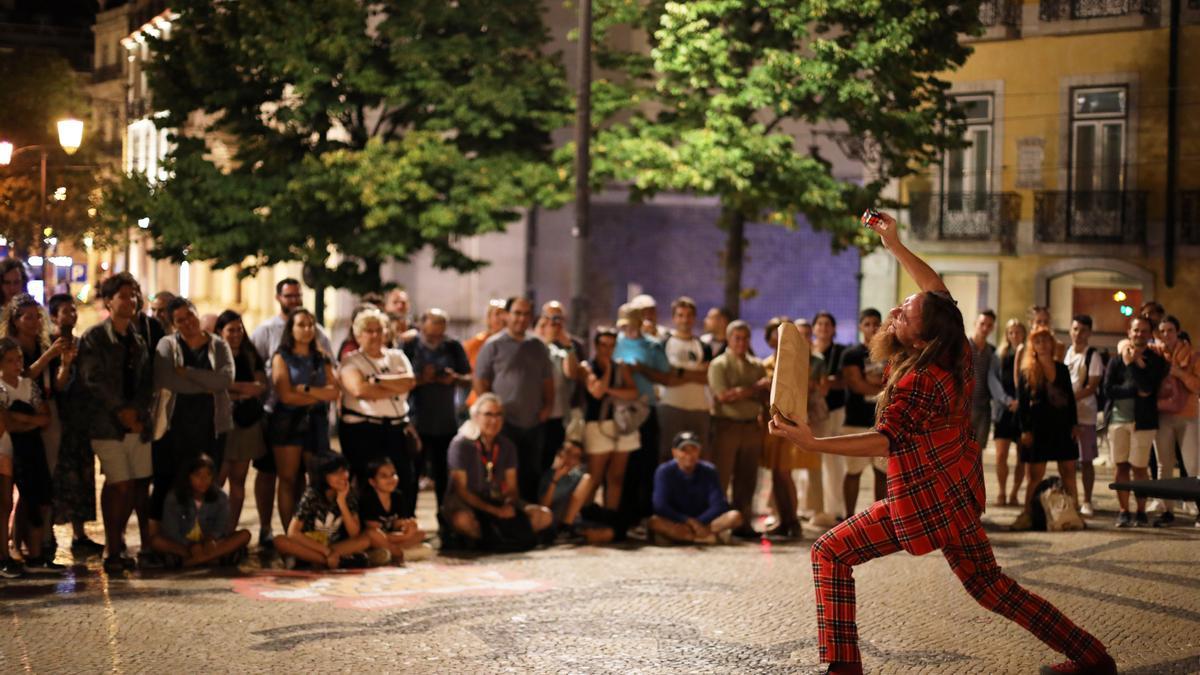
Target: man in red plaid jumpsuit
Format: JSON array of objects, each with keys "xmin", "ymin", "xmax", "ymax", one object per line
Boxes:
[{"xmin": 769, "ymin": 212, "xmax": 1115, "ymax": 675}]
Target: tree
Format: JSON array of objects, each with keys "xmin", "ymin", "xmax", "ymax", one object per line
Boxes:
[
  {"xmin": 100, "ymin": 0, "xmax": 571, "ymax": 294},
  {"xmin": 587, "ymin": 0, "xmax": 980, "ymax": 316},
  {"xmin": 0, "ymin": 52, "xmax": 100, "ymax": 256}
]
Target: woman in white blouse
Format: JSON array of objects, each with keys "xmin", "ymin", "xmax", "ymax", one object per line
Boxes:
[{"xmin": 338, "ymin": 308, "xmax": 419, "ymax": 513}]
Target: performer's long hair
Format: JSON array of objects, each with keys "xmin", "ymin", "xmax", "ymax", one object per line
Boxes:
[{"xmin": 871, "ymin": 291, "xmax": 967, "ymax": 418}]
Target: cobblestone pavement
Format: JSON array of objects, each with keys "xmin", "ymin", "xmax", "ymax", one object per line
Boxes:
[{"xmin": 2, "ymin": 451, "xmax": 1198, "ymax": 674}]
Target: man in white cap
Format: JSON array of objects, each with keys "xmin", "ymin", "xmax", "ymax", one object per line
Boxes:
[{"xmin": 630, "ymin": 293, "xmax": 670, "ymax": 339}]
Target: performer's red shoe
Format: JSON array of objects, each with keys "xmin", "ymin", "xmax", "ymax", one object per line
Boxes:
[
  {"xmin": 823, "ymin": 663, "xmax": 864, "ymax": 675},
  {"xmin": 1039, "ymin": 653, "xmax": 1117, "ymax": 674}
]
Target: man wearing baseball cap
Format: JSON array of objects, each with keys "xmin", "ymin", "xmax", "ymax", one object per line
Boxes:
[{"xmin": 648, "ymin": 431, "xmax": 743, "ymax": 544}]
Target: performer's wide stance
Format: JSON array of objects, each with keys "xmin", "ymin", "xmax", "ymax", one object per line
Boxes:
[{"xmin": 769, "ymin": 211, "xmax": 1116, "ymax": 675}]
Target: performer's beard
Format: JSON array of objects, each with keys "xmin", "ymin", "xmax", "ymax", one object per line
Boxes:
[{"xmin": 869, "ymin": 316, "xmax": 906, "ymax": 364}]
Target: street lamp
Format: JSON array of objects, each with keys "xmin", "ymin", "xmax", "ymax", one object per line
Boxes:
[{"xmin": 0, "ymin": 117, "xmax": 86, "ymax": 302}]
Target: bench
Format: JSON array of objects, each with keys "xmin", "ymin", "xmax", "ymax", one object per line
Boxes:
[{"xmin": 1108, "ymin": 477, "xmax": 1200, "ymax": 502}]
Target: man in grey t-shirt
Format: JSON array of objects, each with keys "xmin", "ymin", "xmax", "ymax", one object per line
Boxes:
[{"xmin": 473, "ymin": 297, "xmax": 554, "ymax": 502}]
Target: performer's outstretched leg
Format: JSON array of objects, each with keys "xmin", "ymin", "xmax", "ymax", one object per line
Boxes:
[
  {"xmin": 810, "ymin": 500, "xmax": 902, "ymax": 667},
  {"xmin": 943, "ymin": 514, "xmax": 1115, "ymax": 671}
]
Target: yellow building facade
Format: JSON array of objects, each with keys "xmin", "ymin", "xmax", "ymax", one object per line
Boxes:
[{"xmin": 877, "ymin": 0, "xmax": 1200, "ymax": 348}]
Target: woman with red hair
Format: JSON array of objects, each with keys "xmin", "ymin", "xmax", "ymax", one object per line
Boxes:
[{"xmin": 1014, "ymin": 327, "xmax": 1080, "ymax": 525}]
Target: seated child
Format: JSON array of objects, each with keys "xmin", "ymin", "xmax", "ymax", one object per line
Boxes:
[
  {"xmin": 150, "ymin": 453, "xmax": 251, "ymax": 567},
  {"xmin": 538, "ymin": 437, "xmax": 620, "ymax": 544},
  {"xmin": 649, "ymin": 431, "xmax": 743, "ymax": 544},
  {"xmin": 360, "ymin": 458, "xmax": 432, "ymax": 563},
  {"xmin": 273, "ymin": 453, "xmax": 372, "ymax": 569}
]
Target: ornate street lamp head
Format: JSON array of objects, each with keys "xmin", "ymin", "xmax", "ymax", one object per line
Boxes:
[{"xmin": 57, "ymin": 119, "xmax": 84, "ymax": 155}]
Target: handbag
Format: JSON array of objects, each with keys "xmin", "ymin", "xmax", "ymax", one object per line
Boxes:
[{"xmin": 612, "ymin": 396, "xmax": 651, "ymax": 434}]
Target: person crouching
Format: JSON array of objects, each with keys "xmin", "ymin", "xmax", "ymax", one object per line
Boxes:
[{"xmin": 648, "ymin": 431, "xmax": 742, "ymax": 544}]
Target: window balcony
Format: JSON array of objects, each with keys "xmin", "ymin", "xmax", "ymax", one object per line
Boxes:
[
  {"xmin": 1039, "ymin": 0, "xmax": 1157, "ymax": 20},
  {"xmin": 980, "ymin": 0, "xmax": 1022, "ymax": 26},
  {"xmin": 908, "ymin": 191, "xmax": 1020, "ymax": 253},
  {"xmin": 1180, "ymin": 190, "xmax": 1200, "ymax": 246},
  {"xmin": 1034, "ymin": 190, "xmax": 1147, "ymax": 244}
]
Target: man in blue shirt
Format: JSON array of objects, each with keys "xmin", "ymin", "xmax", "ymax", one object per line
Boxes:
[
  {"xmin": 650, "ymin": 431, "xmax": 743, "ymax": 544},
  {"xmin": 614, "ymin": 303, "xmax": 671, "ymax": 523}
]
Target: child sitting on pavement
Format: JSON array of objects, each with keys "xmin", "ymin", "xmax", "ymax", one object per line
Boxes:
[
  {"xmin": 649, "ymin": 431, "xmax": 743, "ymax": 544},
  {"xmin": 273, "ymin": 453, "xmax": 373, "ymax": 569},
  {"xmin": 150, "ymin": 453, "xmax": 251, "ymax": 568},
  {"xmin": 361, "ymin": 457, "xmax": 433, "ymax": 563}
]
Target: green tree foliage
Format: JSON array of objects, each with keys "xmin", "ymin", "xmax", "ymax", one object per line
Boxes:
[
  {"xmin": 0, "ymin": 52, "xmax": 98, "ymax": 256},
  {"xmin": 586, "ymin": 0, "xmax": 980, "ymax": 315},
  {"xmin": 101, "ymin": 0, "xmax": 571, "ymax": 293}
]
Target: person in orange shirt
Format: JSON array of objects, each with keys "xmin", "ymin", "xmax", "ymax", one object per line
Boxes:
[
  {"xmin": 463, "ymin": 299, "xmax": 508, "ymax": 407},
  {"xmin": 1150, "ymin": 316, "xmax": 1200, "ymax": 527}
]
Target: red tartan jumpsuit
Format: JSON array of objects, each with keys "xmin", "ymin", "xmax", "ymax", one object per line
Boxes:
[{"xmin": 809, "ymin": 349, "xmax": 1109, "ymax": 665}]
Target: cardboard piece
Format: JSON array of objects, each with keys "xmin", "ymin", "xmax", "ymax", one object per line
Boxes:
[{"xmin": 769, "ymin": 322, "xmax": 810, "ymax": 425}]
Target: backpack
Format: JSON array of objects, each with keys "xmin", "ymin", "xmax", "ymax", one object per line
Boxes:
[{"xmin": 1084, "ymin": 347, "xmax": 1111, "ymax": 429}]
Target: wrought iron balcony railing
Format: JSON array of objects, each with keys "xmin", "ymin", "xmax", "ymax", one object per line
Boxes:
[
  {"xmin": 1181, "ymin": 191, "xmax": 1200, "ymax": 245},
  {"xmin": 908, "ymin": 192, "xmax": 1020, "ymax": 252},
  {"xmin": 979, "ymin": 0, "xmax": 1023, "ymax": 26},
  {"xmin": 1040, "ymin": 0, "xmax": 1158, "ymax": 20},
  {"xmin": 1034, "ymin": 190, "xmax": 1147, "ymax": 244}
]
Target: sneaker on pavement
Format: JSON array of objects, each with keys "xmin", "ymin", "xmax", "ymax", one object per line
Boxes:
[
  {"xmin": 23, "ymin": 556, "xmax": 66, "ymax": 573},
  {"xmin": 103, "ymin": 555, "xmax": 127, "ymax": 574},
  {"xmin": 71, "ymin": 537, "xmax": 106, "ymax": 555},
  {"xmin": 1134, "ymin": 511, "xmax": 1149, "ymax": 527},
  {"xmin": 717, "ymin": 529, "xmax": 734, "ymax": 545},
  {"xmin": 1152, "ymin": 511, "xmax": 1175, "ymax": 528},
  {"xmin": 365, "ymin": 548, "xmax": 392, "ymax": 567},
  {"xmin": 258, "ymin": 530, "xmax": 274, "ymax": 550},
  {"xmin": 1115, "ymin": 511, "xmax": 1133, "ymax": 528},
  {"xmin": 1039, "ymin": 653, "xmax": 1117, "ymax": 674},
  {"xmin": 731, "ymin": 526, "xmax": 761, "ymax": 541},
  {"xmin": 403, "ymin": 543, "xmax": 435, "ymax": 562},
  {"xmin": 0, "ymin": 558, "xmax": 23, "ymax": 579},
  {"xmin": 1079, "ymin": 502, "xmax": 1094, "ymax": 518}
]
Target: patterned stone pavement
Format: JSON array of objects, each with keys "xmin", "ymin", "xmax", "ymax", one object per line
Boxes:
[{"xmin": 2, "ymin": 454, "xmax": 1198, "ymax": 674}]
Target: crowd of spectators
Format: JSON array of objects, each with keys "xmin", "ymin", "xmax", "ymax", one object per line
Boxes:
[{"xmin": 0, "ymin": 252, "xmax": 1195, "ymax": 579}]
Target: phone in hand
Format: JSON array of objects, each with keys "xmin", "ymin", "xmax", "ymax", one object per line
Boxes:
[{"xmin": 861, "ymin": 209, "xmax": 884, "ymax": 228}]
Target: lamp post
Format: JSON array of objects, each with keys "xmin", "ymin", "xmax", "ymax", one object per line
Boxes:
[{"xmin": 0, "ymin": 118, "xmax": 85, "ymax": 303}]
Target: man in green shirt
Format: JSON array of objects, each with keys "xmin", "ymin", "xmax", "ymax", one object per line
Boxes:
[{"xmin": 708, "ymin": 320, "xmax": 768, "ymax": 538}]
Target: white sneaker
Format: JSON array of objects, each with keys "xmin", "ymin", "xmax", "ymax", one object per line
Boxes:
[
  {"xmin": 809, "ymin": 512, "xmax": 838, "ymax": 528},
  {"xmin": 1080, "ymin": 502, "xmax": 1095, "ymax": 517},
  {"xmin": 402, "ymin": 543, "xmax": 435, "ymax": 562}
]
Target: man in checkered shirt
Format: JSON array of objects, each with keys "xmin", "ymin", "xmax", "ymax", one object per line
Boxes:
[{"xmin": 769, "ymin": 211, "xmax": 1115, "ymax": 675}]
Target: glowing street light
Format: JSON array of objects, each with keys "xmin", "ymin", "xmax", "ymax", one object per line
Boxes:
[
  {"xmin": 0, "ymin": 141, "xmax": 12, "ymax": 165},
  {"xmin": 1112, "ymin": 290, "xmax": 1128, "ymax": 302},
  {"xmin": 57, "ymin": 119, "xmax": 84, "ymax": 155}
]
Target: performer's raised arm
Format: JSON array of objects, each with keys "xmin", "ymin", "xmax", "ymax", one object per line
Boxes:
[{"xmin": 864, "ymin": 210, "xmax": 949, "ymax": 295}]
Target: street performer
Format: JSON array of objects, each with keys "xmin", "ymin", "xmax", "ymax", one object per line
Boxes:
[{"xmin": 768, "ymin": 210, "xmax": 1115, "ymax": 675}]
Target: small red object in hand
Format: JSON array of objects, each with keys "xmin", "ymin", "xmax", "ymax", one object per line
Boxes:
[{"xmin": 861, "ymin": 208, "xmax": 884, "ymax": 228}]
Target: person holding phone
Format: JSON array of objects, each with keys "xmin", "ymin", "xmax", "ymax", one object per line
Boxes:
[{"xmin": 768, "ymin": 210, "xmax": 1115, "ymax": 675}]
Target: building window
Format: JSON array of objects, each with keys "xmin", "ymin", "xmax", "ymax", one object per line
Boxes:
[
  {"xmin": 1071, "ymin": 86, "xmax": 1126, "ymax": 195},
  {"xmin": 944, "ymin": 94, "xmax": 994, "ymax": 214}
]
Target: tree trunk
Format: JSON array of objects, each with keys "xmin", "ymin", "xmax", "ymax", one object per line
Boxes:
[{"xmin": 721, "ymin": 207, "xmax": 746, "ymax": 319}]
